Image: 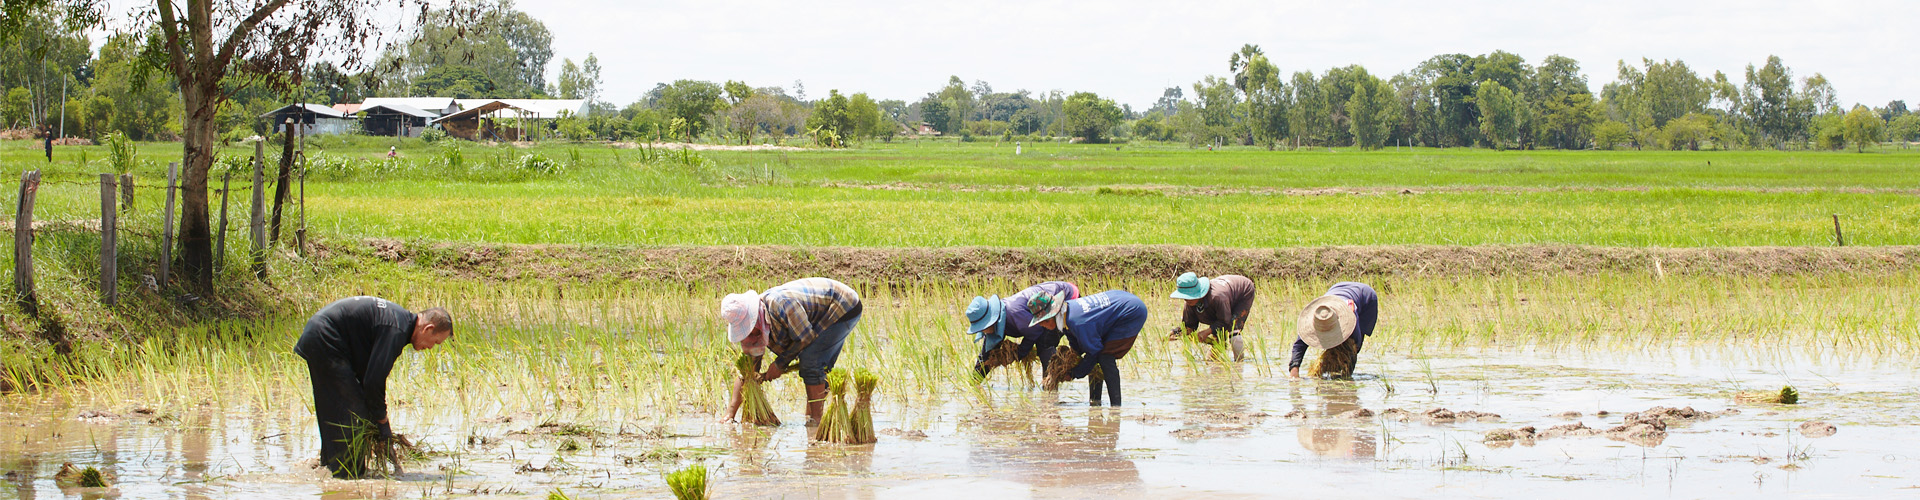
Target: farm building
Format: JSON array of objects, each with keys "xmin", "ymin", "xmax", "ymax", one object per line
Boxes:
[
  {"xmin": 431, "ymin": 99, "xmax": 588, "ymax": 141},
  {"xmin": 259, "ymin": 104, "xmax": 353, "ymax": 136},
  {"xmin": 359, "ymin": 104, "xmax": 439, "ymax": 137}
]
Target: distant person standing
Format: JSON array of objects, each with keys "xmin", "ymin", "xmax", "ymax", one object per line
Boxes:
[
  {"xmin": 294, "ymin": 296, "xmax": 454, "ymax": 478},
  {"xmin": 1166, "ymin": 272, "xmax": 1256, "ymax": 361},
  {"xmin": 1290, "ymin": 282, "xmax": 1378, "ymax": 379},
  {"xmin": 42, "ymin": 123, "xmax": 53, "ymax": 162}
]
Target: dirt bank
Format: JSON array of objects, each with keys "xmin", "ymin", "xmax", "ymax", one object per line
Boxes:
[{"xmin": 331, "ymin": 241, "xmax": 1920, "ymax": 283}]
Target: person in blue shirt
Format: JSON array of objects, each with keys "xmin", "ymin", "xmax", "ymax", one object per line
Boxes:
[
  {"xmin": 963, "ymin": 281, "xmax": 1081, "ymax": 379},
  {"xmin": 1290, "ymin": 282, "xmax": 1379, "ymax": 379},
  {"xmin": 1028, "ymin": 290, "xmax": 1148, "ymax": 406}
]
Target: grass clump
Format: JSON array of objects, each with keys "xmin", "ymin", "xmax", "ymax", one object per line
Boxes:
[
  {"xmin": 55, "ymin": 463, "xmax": 110, "ymax": 487},
  {"xmin": 666, "ymin": 463, "xmax": 710, "ymax": 500},
  {"xmin": 812, "ymin": 368, "xmax": 853, "ymax": 443},
  {"xmin": 735, "ymin": 354, "xmax": 780, "ymax": 426},
  {"xmin": 850, "ymin": 368, "xmax": 878, "ymax": 444},
  {"xmin": 1736, "ymin": 385, "xmax": 1800, "ymax": 404}
]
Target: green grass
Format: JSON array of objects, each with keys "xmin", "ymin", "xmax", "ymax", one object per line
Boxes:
[{"xmin": 6, "ymin": 139, "xmax": 1915, "ymax": 249}]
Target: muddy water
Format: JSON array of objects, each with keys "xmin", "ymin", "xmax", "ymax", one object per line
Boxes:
[{"xmin": 5, "ymin": 348, "xmax": 1918, "ymax": 499}]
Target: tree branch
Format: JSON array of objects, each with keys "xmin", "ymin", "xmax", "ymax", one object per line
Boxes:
[
  {"xmin": 153, "ymin": 0, "xmax": 189, "ymax": 79},
  {"xmin": 213, "ymin": 0, "xmax": 293, "ymax": 69}
]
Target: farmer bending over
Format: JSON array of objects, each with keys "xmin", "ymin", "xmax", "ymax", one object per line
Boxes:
[
  {"xmin": 1166, "ymin": 272, "xmax": 1256, "ymax": 361},
  {"xmin": 719, "ymin": 277, "xmax": 863, "ymax": 426},
  {"xmin": 1290, "ymin": 282, "xmax": 1378, "ymax": 379},
  {"xmin": 965, "ymin": 281, "xmax": 1081, "ymax": 379},
  {"xmin": 1030, "ymin": 290, "xmax": 1148, "ymax": 406},
  {"xmin": 293, "ymin": 296, "xmax": 453, "ymax": 478}
]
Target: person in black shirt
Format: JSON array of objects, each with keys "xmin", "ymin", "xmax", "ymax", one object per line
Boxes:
[{"xmin": 293, "ymin": 296, "xmax": 454, "ymax": 478}]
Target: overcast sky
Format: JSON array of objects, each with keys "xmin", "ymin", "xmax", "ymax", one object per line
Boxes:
[{"xmin": 518, "ymin": 0, "xmax": 1914, "ymax": 110}]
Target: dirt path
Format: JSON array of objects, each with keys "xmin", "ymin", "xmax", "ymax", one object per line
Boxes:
[
  {"xmin": 334, "ymin": 241, "xmax": 1920, "ymax": 283},
  {"xmin": 820, "ymin": 181, "xmax": 1920, "ymax": 196}
]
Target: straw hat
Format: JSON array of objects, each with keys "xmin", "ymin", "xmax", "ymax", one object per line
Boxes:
[
  {"xmin": 1295, "ymin": 295, "xmax": 1356, "ymax": 349},
  {"xmin": 1026, "ymin": 291, "xmax": 1068, "ymax": 327},
  {"xmin": 719, "ymin": 291, "xmax": 761, "ymax": 342}
]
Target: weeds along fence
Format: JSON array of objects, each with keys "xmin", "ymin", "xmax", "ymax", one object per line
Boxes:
[{"xmin": 3, "ymin": 140, "xmax": 310, "ymax": 314}]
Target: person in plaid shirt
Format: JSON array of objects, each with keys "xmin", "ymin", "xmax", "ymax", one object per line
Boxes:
[{"xmin": 718, "ymin": 277, "xmax": 863, "ymax": 426}]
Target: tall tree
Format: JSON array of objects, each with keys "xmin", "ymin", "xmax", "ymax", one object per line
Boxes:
[
  {"xmin": 554, "ymin": 53, "xmax": 601, "ymax": 102},
  {"xmin": 1530, "ymin": 55, "xmax": 1600, "ymax": 149},
  {"xmin": 805, "ymin": 89, "xmax": 852, "ymax": 147},
  {"xmin": 1841, "ymin": 104, "xmax": 1884, "ymax": 153},
  {"xmin": 654, "ymin": 79, "xmax": 724, "ymax": 140},
  {"xmin": 1741, "ymin": 55, "xmax": 1801, "ymax": 147},
  {"xmin": 15, "ymin": 0, "xmax": 434, "ymax": 293},
  {"xmin": 1061, "ymin": 91, "xmax": 1122, "ymax": 142},
  {"xmin": 1476, "ymin": 80, "xmax": 1520, "ymax": 149},
  {"xmin": 1346, "ymin": 71, "xmax": 1395, "ymax": 149},
  {"xmin": 379, "ymin": 0, "xmax": 549, "ymax": 98}
]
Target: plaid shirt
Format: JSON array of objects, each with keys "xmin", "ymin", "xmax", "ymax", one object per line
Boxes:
[{"xmin": 761, "ymin": 278, "xmax": 861, "ymax": 363}]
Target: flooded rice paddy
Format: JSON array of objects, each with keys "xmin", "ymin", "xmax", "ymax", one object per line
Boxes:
[{"xmin": 5, "ymin": 347, "xmax": 1916, "ymax": 499}]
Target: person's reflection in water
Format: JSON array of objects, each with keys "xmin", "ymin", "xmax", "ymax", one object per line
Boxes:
[{"xmin": 1296, "ymin": 381, "xmax": 1378, "ymax": 460}]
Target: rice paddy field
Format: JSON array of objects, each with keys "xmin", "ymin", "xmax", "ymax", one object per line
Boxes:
[{"xmin": 1, "ymin": 138, "xmax": 1918, "ymax": 499}]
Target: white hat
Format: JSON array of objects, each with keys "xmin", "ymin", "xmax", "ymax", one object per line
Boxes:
[
  {"xmin": 1296, "ymin": 295, "xmax": 1357, "ymax": 349},
  {"xmin": 720, "ymin": 291, "xmax": 761, "ymax": 342}
]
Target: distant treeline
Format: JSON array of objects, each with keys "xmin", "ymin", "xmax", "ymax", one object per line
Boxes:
[{"xmin": 2, "ymin": 1, "xmax": 1913, "ymax": 150}]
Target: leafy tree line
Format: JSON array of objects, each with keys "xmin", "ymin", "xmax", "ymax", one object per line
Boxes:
[
  {"xmin": 5, "ymin": 2, "xmax": 1914, "ymax": 151},
  {"xmin": 1133, "ymin": 46, "xmax": 1914, "ymax": 151}
]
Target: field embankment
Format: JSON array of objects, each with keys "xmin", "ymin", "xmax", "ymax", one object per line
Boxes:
[{"xmin": 341, "ymin": 240, "xmax": 1920, "ymax": 283}]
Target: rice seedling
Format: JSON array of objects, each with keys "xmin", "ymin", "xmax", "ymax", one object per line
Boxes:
[
  {"xmin": 666, "ymin": 463, "xmax": 710, "ymax": 500},
  {"xmin": 850, "ymin": 368, "xmax": 878, "ymax": 444},
  {"xmin": 1736, "ymin": 385, "xmax": 1801, "ymax": 405},
  {"xmin": 813, "ymin": 368, "xmax": 854, "ymax": 443},
  {"xmin": 54, "ymin": 463, "xmax": 110, "ymax": 487},
  {"xmin": 978, "ymin": 339, "xmax": 1021, "ymax": 370}
]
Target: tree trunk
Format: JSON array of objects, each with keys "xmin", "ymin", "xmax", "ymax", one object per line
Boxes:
[{"xmin": 179, "ymin": 82, "xmax": 217, "ymax": 294}]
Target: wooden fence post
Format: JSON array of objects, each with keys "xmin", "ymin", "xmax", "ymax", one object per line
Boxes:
[
  {"xmin": 215, "ymin": 170, "xmax": 231, "ymax": 274},
  {"xmin": 119, "ymin": 173, "xmax": 133, "ymax": 213},
  {"xmin": 295, "ymin": 155, "xmax": 307, "ymax": 258},
  {"xmin": 160, "ymin": 162, "xmax": 177, "ymax": 287},
  {"xmin": 14, "ymin": 170, "xmax": 40, "ymax": 314},
  {"xmin": 1833, "ymin": 214, "xmax": 1846, "ymax": 247},
  {"xmin": 250, "ymin": 141, "xmax": 267, "ymax": 278},
  {"xmin": 99, "ymin": 173, "xmax": 117, "ymax": 306}
]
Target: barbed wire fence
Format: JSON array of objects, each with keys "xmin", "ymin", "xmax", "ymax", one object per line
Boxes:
[{"xmin": 5, "ymin": 142, "xmax": 309, "ymax": 312}]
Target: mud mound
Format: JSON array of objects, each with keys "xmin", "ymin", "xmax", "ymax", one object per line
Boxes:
[
  {"xmin": 1538, "ymin": 421, "xmax": 1600, "ymax": 439},
  {"xmin": 1798, "ymin": 421, "xmax": 1837, "ymax": 438},
  {"xmin": 334, "ymin": 240, "xmax": 1920, "ymax": 283}
]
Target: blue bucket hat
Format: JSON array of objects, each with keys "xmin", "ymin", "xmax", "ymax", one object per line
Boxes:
[
  {"xmin": 1170, "ymin": 272, "xmax": 1210, "ymax": 300},
  {"xmin": 965, "ymin": 295, "xmax": 1007, "ymax": 351}
]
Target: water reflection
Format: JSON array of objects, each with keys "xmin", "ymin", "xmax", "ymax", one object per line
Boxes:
[{"xmin": 1296, "ymin": 381, "xmax": 1377, "ymax": 460}]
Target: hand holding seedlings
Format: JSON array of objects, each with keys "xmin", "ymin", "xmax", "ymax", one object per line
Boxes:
[
  {"xmin": 293, "ymin": 297, "xmax": 453, "ymax": 479},
  {"xmin": 963, "ymin": 281, "xmax": 1081, "ymax": 380},
  {"xmin": 1170, "ymin": 272, "xmax": 1256, "ymax": 361},
  {"xmin": 1029, "ymin": 290, "xmax": 1147, "ymax": 406}
]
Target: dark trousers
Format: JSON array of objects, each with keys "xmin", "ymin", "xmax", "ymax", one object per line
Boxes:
[{"xmin": 306, "ymin": 355, "xmax": 370, "ymax": 478}]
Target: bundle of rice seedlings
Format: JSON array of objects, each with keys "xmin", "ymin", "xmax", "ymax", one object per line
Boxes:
[
  {"xmin": 666, "ymin": 463, "xmax": 709, "ymax": 500},
  {"xmin": 1043, "ymin": 348, "xmax": 1081, "ymax": 390},
  {"xmin": 1735, "ymin": 385, "xmax": 1800, "ymax": 405},
  {"xmin": 336, "ymin": 418, "xmax": 416, "ymax": 478},
  {"xmin": 812, "ymin": 368, "xmax": 853, "ymax": 443},
  {"xmin": 1307, "ymin": 339, "xmax": 1359, "ymax": 378},
  {"xmin": 735, "ymin": 354, "xmax": 780, "ymax": 426},
  {"xmin": 849, "ymin": 368, "xmax": 879, "ymax": 444},
  {"xmin": 979, "ymin": 339, "xmax": 1021, "ymax": 369}
]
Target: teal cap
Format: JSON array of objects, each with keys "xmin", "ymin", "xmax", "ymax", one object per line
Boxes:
[{"xmin": 1170, "ymin": 272, "xmax": 1210, "ymax": 300}]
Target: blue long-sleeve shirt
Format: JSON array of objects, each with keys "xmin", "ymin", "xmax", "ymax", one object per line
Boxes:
[
  {"xmin": 1290, "ymin": 282, "xmax": 1378, "ymax": 369},
  {"xmin": 1059, "ymin": 290, "xmax": 1149, "ymax": 357}
]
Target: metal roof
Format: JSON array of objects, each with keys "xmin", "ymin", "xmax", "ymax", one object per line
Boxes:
[
  {"xmin": 258, "ymin": 103, "xmax": 348, "ymax": 119},
  {"xmin": 360, "ymin": 103, "xmax": 440, "ymax": 118},
  {"xmin": 359, "ymin": 97, "xmax": 459, "ymax": 115},
  {"xmin": 454, "ymin": 98, "xmax": 588, "ymax": 119}
]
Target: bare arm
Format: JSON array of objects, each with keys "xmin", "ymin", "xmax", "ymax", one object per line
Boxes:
[{"xmin": 717, "ymin": 375, "xmax": 746, "ymax": 423}]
